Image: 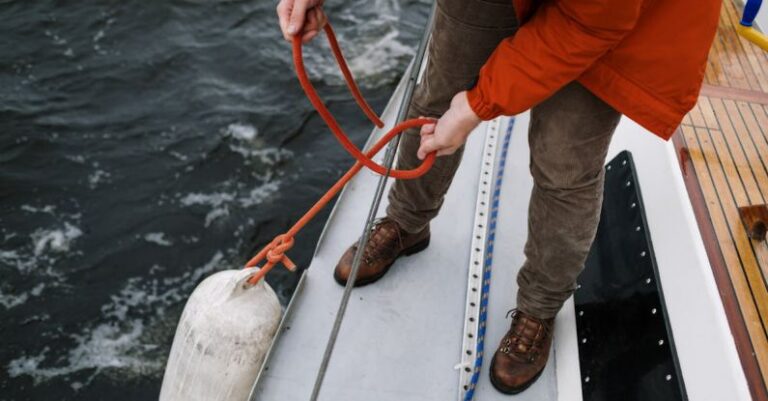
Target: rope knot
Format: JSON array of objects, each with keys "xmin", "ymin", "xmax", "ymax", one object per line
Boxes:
[
  {"xmin": 266, "ymin": 234, "xmax": 296, "ymax": 267},
  {"xmin": 245, "ymin": 234, "xmax": 297, "ymax": 284}
]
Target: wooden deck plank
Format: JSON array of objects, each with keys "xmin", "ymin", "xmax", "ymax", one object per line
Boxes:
[
  {"xmin": 688, "ymin": 100, "xmax": 708, "ymax": 128},
  {"xmin": 713, "ymin": 98, "xmax": 767, "ymax": 204},
  {"xmin": 726, "ymin": 100, "xmax": 768, "ymax": 200},
  {"xmin": 699, "ymin": 94, "xmax": 721, "ymax": 129},
  {"xmin": 682, "ymin": 126, "xmax": 768, "ymax": 385},
  {"xmin": 708, "ymin": 98, "xmax": 763, "ymax": 206}
]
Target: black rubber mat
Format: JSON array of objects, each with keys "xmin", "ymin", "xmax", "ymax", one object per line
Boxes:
[{"xmin": 574, "ymin": 150, "xmax": 687, "ymax": 401}]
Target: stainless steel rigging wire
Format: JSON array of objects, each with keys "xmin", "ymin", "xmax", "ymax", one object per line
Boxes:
[{"xmin": 308, "ymin": 5, "xmax": 437, "ymax": 400}]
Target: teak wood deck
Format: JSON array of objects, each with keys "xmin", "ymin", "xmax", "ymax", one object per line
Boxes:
[{"xmin": 673, "ymin": 0, "xmax": 768, "ymax": 399}]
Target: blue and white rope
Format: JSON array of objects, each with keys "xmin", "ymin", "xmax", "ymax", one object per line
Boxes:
[{"xmin": 463, "ymin": 117, "xmax": 514, "ymax": 401}]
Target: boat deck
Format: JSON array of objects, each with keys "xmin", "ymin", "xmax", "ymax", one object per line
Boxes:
[{"xmin": 672, "ymin": 0, "xmax": 768, "ymax": 399}]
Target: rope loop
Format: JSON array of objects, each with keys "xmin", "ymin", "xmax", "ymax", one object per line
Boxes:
[{"xmin": 244, "ymin": 21, "xmax": 437, "ymax": 284}]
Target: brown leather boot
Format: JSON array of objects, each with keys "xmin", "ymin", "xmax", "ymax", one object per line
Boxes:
[
  {"xmin": 489, "ymin": 309, "xmax": 554, "ymax": 394},
  {"xmin": 333, "ymin": 217, "xmax": 430, "ymax": 286}
]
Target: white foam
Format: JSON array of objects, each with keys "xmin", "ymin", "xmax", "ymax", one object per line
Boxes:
[
  {"xmin": 7, "ymin": 321, "xmax": 159, "ymax": 384},
  {"xmin": 21, "ymin": 204, "xmax": 56, "ymax": 214},
  {"xmin": 0, "ymin": 283, "xmax": 46, "ymax": 310},
  {"xmin": 93, "ymin": 29, "xmax": 105, "ymax": 43},
  {"xmin": 180, "ymin": 192, "xmax": 235, "ymax": 208},
  {"xmin": 205, "ymin": 207, "xmax": 229, "ymax": 227},
  {"xmin": 225, "ymin": 123, "xmax": 258, "ymax": 141},
  {"xmin": 228, "ymin": 145, "xmax": 293, "ymax": 165},
  {"xmin": 66, "ymin": 154, "xmax": 86, "ymax": 164},
  {"xmin": 169, "ymin": 151, "xmax": 188, "ymax": 161},
  {"xmin": 239, "ymin": 181, "xmax": 281, "ymax": 208},
  {"xmin": 0, "ymin": 250, "xmax": 36, "ymax": 273},
  {"xmin": 32, "ymin": 223, "xmax": 83, "ymax": 257},
  {"xmin": 88, "ymin": 169, "xmax": 111, "ymax": 189},
  {"xmin": 346, "ymin": 29, "xmax": 413, "ymax": 85},
  {"xmin": 180, "ymin": 180, "xmax": 281, "ymax": 226},
  {"xmin": 143, "ymin": 233, "xmax": 172, "ymax": 246}
]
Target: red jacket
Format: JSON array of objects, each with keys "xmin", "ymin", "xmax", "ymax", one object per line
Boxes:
[{"xmin": 466, "ymin": 0, "xmax": 721, "ymax": 140}]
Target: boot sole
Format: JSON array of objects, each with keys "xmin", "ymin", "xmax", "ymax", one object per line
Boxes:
[
  {"xmin": 488, "ymin": 354, "xmax": 545, "ymax": 395},
  {"xmin": 333, "ymin": 237, "xmax": 430, "ymax": 287}
]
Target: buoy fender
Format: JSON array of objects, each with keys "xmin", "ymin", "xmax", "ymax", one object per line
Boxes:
[{"xmin": 160, "ymin": 269, "xmax": 281, "ymax": 401}]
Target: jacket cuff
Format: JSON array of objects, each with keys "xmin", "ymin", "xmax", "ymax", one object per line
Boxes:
[{"xmin": 467, "ymin": 85, "xmax": 502, "ymax": 121}]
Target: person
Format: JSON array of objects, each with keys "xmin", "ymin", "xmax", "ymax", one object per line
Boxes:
[{"xmin": 277, "ymin": 0, "xmax": 720, "ymax": 394}]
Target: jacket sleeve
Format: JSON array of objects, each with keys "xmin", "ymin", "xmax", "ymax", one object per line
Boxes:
[{"xmin": 466, "ymin": 0, "xmax": 644, "ymax": 120}]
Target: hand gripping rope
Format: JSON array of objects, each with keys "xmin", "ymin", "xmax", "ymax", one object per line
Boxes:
[{"xmin": 244, "ymin": 23, "xmax": 436, "ymax": 284}]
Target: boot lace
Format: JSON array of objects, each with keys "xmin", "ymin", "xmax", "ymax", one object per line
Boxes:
[
  {"xmin": 361, "ymin": 218, "xmax": 403, "ymax": 264},
  {"xmin": 498, "ymin": 309, "xmax": 552, "ymax": 362}
]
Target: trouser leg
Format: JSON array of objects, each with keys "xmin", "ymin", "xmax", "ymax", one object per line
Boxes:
[
  {"xmin": 386, "ymin": 0, "xmax": 518, "ymax": 233},
  {"xmin": 516, "ymin": 82, "xmax": 622, "ymax": 319}
]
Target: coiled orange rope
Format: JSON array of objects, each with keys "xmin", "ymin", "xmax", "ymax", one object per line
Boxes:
[{"xmin": 244, "ymin": 24, "xmax": 436, "ymax": 284}]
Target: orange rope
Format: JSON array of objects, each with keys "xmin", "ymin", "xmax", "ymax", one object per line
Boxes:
[{"xmin": 244, "ymin": 23, "xmax": 435, "ymax": 284}]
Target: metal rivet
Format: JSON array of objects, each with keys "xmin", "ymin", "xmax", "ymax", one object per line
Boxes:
[
  {"xmin": 607, "ymin": 165, "xmax": 612, "ymax": 170},
  {"xmin": 584, "ymin": 376, "xmax": 590, "ymax": 383},
  {"xmin": 666, "ymin": 374, "xmax": 672, "ymax": 381},
  {"xmin": 635, "ymin": 226, "xmax": 642, "ymax": 232},
  {"xmin": 645, "ymin": 278, "xmax": 652, "ymax": 284},
  {"xmin": 640, "ymin": 251, "xmax": 647, "ymax": 257},
  {"xmin": 658, "ymin": 339, "xmax": 665, "ymax": 346},
  {"xmin": 626, "ymin": 181, "xmax": 632, "ymax": 187},
  {"xmin": 582, "ymin": 338, "xmax": 587, "ymax": 344},
  {"xmin": 652, "ymin": 308, "xmax": 658, "ymax": 314},
  {"xmin": 631, "ymin": 202, "xmax": 637, "ymax": 208},
  {"xmin": 622, "ymin": 160, "xmax": 627, "ymax": 165},
  {"xmin": 576, "ymin": 284, "xmax": 582, "ymax": 290},
  {"xmin": 579, "ymin": 311, "xmax": 584, "ymax": 316}
]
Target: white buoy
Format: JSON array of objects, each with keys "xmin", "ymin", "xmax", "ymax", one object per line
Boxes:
[{"xmin": 160, "ymin": 268, "xmax": 281, "ymax": 401}]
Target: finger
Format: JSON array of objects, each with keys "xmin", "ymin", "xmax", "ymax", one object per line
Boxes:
[
  {"xmin": 316, "ymin": 8, "xmax": 328, "ymax": 29},
  {"xmin": 288, "ymin": 0, "xmax": 309, "ymax": 35},
  {"xmin": 304, "ymin": 7, "xmax": 319, "ymax": 31},
  {"xmin": 419, "ymin": 123, "xmax": 436, "ymax": 136},
  {"xmin": 417, "ymin": 136, "xmax": 440, "ymax": 160},
  {"xmin": 302, "ymin": 29, "xmax": 320, "ymax": 43},
  {"xmin": 277, "ymin": 1, "xmax": 292, "ymax": 41}
]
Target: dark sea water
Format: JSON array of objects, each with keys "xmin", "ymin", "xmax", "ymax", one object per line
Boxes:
[{"xmin": 0, "ymin": 1, "xmax": 428, "ymax": 399}]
